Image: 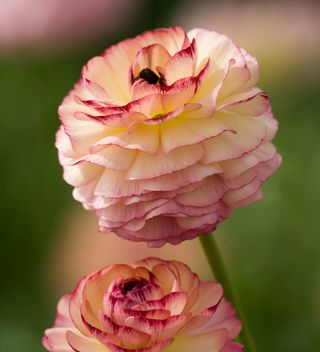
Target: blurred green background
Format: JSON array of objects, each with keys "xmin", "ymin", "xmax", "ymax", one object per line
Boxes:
[{"xmin": 1, "ymin": 0, "xmax": 319, "ymax": 351}]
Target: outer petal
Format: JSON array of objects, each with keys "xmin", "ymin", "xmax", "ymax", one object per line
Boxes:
[
  {"xmin": 110, "ymin": 216, "xmax": 220, "ymax": 247},
  {"xmin": 66, "ymin": 331, "xmax": 108, "ymax": 352},
  {"xmin": 220, "ymin": 142, "xmax": 277, "ymax": 179},
  {"xmin": 221, "ymin": 92, "xmax": 270, "ymax": 116},
  {"xmin": 43, "ymin": 328, "xmax": 75, "ymax": 352},
  {"xmin": 160, "ymin": 113, "xmax": 233, "ymax": 153},
  {"xmin": 127, "ymin": 143, "xmax": 205, "ymax": 180},
  {"xmin": 221, "ymin": 341, "xmax": 244, "ymax": 352},
  {"xmin": 105, "ymin": 339, "xmax": 173, "ymax": 352},
  {"xmin": 63, "ymin": 162, "xmax": 102, "ymax": 188},
  {"xmin": 55, "ymin": 295, "xmax": 74, "ymax": 327},
  {"xmin": 188, "ymin": 28, "xmax": 243, "ymax": 103},
  {"xmin": 69, "ymin": 272, "xmax": 95, "ymax": 336},
  {"xmin": 176, "ymin": 176, "xmax": 226, "ymax": 207},
  {"xmin": 140, "ymin": 163, "xmax": 222, "ymax": 192},
  {"xmin": 82, "ymin": 56, "xmax": 130, "ymax": 103},
  {"xmin": 187, "ymin": 29, "xmax": 241, "ymax": 74},
  {"xmin": 166, "ymin": 329, "xmax": 228, "ymax": 352},
  {"xmin": 84, "ymin": 145, "xmax": 136, "ymax": 171},
  {"xmin": 91, "ymin": 124, "xmax": 160, "ymax": 154},
  {"xmin": 201, "ymin": 299, "xmax": 242, "ymax": 340},
  {"xmin": 134, "ymin": 257, "xmax": 167, "ymax": 271},
  {"xmin": 56, "ymin": 126, "xmax": 78, "ymax": 165},
  {"xmin": 190, "ymin": 282, "xmax": 223, "ymax": 315},
  {"xmin": 98, "ymin": 199, "xmax": 168, "ymax": 223}
]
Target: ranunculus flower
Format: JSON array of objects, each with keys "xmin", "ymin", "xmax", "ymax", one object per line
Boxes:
[
  {"xmin": 57, "ymin": 26, "xmax": 281, "ymax": 247},
  {"xmin": 43, "ymin": 258, "xmax": 242, "ymax": 352}
]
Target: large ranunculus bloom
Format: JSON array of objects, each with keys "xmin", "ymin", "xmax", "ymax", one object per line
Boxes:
[
  {"xmin": 57, "ymin": 26, "xmax": 281, "ymax": 247},
  {"xmin": 43, "ymin": 258, "xmax": 242, "ymax": 352}
]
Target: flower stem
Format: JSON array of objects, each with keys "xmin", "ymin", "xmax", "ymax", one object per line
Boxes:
[{"xmin": 199, "ymin": 233, "xmax": 255, "ymax": 351}]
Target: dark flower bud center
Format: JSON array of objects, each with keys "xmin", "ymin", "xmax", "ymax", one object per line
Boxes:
[
  {"xmin": 138, "ymin": 68, "xmax": 160, "ymax": 84},
  {"xmin": 120, "ymin": 278, "xmax": 148, "ymax": 294}
]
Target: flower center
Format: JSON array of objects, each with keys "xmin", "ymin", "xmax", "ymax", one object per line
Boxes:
[
  {"xmin": 138, "ymin": 68, "xmax": 160, "ymax": 85},
  {"xmin": 120, "ymin": 278, "xmax": 148, "ymax": 294}
]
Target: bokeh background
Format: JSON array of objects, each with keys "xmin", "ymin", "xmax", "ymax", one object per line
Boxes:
[{"xmin": 1, "ymin": 0, "xmax": 319, "ymax": 351}]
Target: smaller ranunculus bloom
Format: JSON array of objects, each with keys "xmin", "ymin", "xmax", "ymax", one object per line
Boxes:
[{"xmin": 43, "ymin": 258, "xmax": 243, "ymax": 352}]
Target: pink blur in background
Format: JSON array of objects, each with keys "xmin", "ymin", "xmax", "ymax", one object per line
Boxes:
[{"xmin": 0, "ymin": 0, "xmax": 141, "ymax": 51}]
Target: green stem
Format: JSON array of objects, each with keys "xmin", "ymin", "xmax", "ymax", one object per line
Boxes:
[{"xmin": 199, "ymin": 233, "xmax": 255, "ymax": 351}]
